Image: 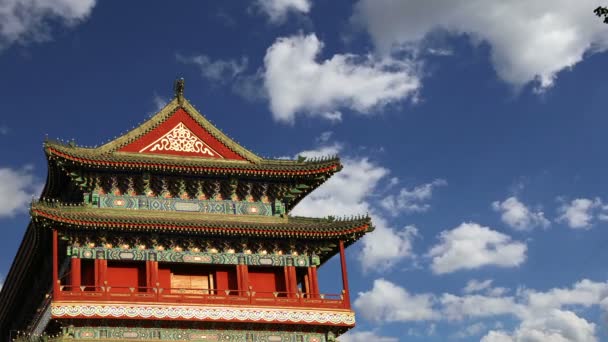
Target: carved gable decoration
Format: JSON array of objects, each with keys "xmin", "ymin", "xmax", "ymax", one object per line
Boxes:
[
  {"xmin": 119, "ymin": 108, "xmax": 246, "ymax": 160},
  {"xmin": 140, "ymin": 122, "xmax": 219, "ymax": 157}
]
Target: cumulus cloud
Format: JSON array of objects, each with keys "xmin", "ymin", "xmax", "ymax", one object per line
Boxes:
[
  {"xmin": 339, "ymin": 330, "xmax": 398, "ymax": 342},
  {"xmin": 441, "ymin": 293, "xmax": 523, "ymax": 321},
  {"xmin": 352, "ymin": 0, "xmax": 608, "ymax": 90},
  {"xmin": 492, "ymin": 197, "xmax": 550, "ymax": 231},
  {"xmin": 454, "ymin": 279, "xmax": 608, "ymax": 341},
  {"xmin": 428, "ymin": 222, "xmax": 527, "ymax": 274},
  {"xmin": 359, "ymin": 220, "xmax": 418, "ymax": 271},
  {"xmin": 354, "ymin": 278, "xmax": 438, "ymax": 322},
  {"xmin": 0, "ymin": 166, "xmax": 42, "ymax": 217},
  {"xmin": 0, "ymin": 0, "xmax": 96, "ymax": 51},
  {"xmin": 354, "ymin": 278, "xmax": 608, "ymax": 341},
  {"xmin": 463, "ymin": 279, "xmax": 494, "ymax": 294},
  {"xmin": 254, "ymin": 0, "xmax": 311, "ymax": 23},
  {"xmin": 381, "ymin": 178, "xmax": 446, "ymax": 214},
  {"xmin": 453, "ymin": 322, "xmax": 487, "ymax": 339},
  {"xmin": 292, "ymin": 144, "xmax": 419, "ymax": 270},
  {"xmin": 482, "ymin": 310, "xmax": 597, "ymax": 342},
  {"xmin": 263, "ymin": 33, "xmax": 420, "ymax": 123},
  {"xmin": 523, "ymin": 279, "xmax": 608, "ymax": 312},
  {"xmin": 292, "ymin": 153, "xmax": 386, "ymax": 217},
  {"xmin": 557, "ymin": 197, "xmax": 603, "ymax": 229},
  {"xmin": 176, "ymin": 54, "xmax": 248, "ymax": 83}
]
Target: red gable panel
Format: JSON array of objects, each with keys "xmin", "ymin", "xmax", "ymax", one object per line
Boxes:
[{"xmin": 119, "ymin": 108, "xmax": 246, "ymax": 160}]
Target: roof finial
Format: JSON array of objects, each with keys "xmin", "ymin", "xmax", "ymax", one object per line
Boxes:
[{"xmin": 174, "ymin": 77, "xmax": 185, "ymax": 102}]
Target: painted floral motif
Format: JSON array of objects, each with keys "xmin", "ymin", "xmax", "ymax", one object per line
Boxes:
[{"xmin": 140, "ymin": 122, "xmax": 220, "ymax": 157}]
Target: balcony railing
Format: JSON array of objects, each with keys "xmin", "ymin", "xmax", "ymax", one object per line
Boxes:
[{"xmin": 55, "ymin": 286, "xmax": 348, "ymax": 309}]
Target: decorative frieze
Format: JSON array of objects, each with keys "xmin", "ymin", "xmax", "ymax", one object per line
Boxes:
[
  {"xmin": 70, "ymin": 247, "xmax": 315, "ymax": 267},
  {"xmin": 94, "ymin": 194, "xmax": 275, "ymax": 216},
  {"xmin": 51, "ymin": 303, "xmax": 356, "ymax": 326},
  {"xmin": 63, "ymin": 326, "xmax": 327, "ymax": 341}
]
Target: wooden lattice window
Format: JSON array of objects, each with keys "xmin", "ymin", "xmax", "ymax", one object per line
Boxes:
[{"xmin": 171, "ymin": 272, "xmax": 213, "ymax": 294}]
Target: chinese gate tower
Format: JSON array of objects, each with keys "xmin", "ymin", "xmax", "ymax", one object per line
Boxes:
[{"xmin": 0, "ymin": 80, "xmax": 373, "ymax": 341}]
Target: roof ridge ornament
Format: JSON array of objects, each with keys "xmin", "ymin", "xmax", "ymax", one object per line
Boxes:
[{"xmin": 174, "ymin": 77, "xmax": 185, "ymax": 103}]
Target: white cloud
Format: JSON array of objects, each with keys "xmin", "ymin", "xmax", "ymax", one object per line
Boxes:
[
  {"xmin": 599, "ymin": 204, "xmax": 608, "ymax": 222},
  {"xmin": 0, "ymin": 166, "xmax": 42, "ymax": 217},
  {"xmin": 557, "ymin": 197, "xmax": 602, "ymax": 229},
  {"xmin": 381, "ymin": 178, "xmax": 446, "ymax": 214},
  {"xmin": 353, "ymin": 278, "xmax": 608, "ymax": 341},
  {"xmin": 315, "ymin": 131, "xmax": 333, "ymax": 144},
  {"xmin": 481, "ymin": 331, "xmax": 514, "ymax": 342},
  {"xmin": 339, "ymin": 330, "xmax": 398, "ymax": 342},
  {"xmin": 359, "ymin": 220, "xmax": 418, "ymax": 271},
  {"xmin": 0, "ymin": 0, "xmax": 96, "ymax": 51},
  {"xmin": 291, "ymin": 155, "xmax": 386, "ymax": 217},
  {"xmin": 353, "ymin": 0, "xmax": 608, "ymax": 90},
  {"xmin": 150, "ymin": 93, "xmax": 168, "ymax": 115},
  {"xmin": 454, "ymin": 322, "xmax": 487, "ymax": 339},
  {"xmin": 292, "ymin": 144, "xmax": 419, "ymax": 270},
  {"xmin": 450, "ymin": 279, "xmax": 608, "ymax": 341},
  {"xmin": 428, "ymin": 222, "xmax": 527, "ymax": 274},
  {"xmin": 354, "ymin": 278, "xmax": 438, "ymax": 322},
  {"xmin": 523, "ymin": 279, "xmax": 608, "ymax": 312},
  {"xmin": 463, "ymin": 279, "xmax": 493, "ymax": 294},
  {"xmin": 492, "ymin": 197, "xmax": 550, "ymax": 231},
  {"xmin": 483, "ymin": 310, "xmax": 597, "ymax": 342},
  {"xmin": 441, "ymin": 293, "xmax": 522, "ymax": 321},
  {"xmin": 176, "ymin": 54, "xmax": 248, "ymax": 82},
  {"xmin": 254, "ymin": 0, "xmax": 310, "ymax": 23},
  {"xmin": 319, "ymin": 110, "xmax": 342, "ymax": 122},
  {"xmin": 263, "ymin": 33, "xmax": 420, "ymax": 123}
]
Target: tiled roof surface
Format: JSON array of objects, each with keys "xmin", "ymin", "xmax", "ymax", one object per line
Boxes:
[{"xmin": 31, "ymin": 202, "xmax": 373, "ymax": 239}]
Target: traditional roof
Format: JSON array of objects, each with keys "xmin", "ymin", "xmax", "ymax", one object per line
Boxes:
[
  {"xmin": 44, "ymin": 96, "xmax": 341, "ymax": 178},
  {"xmin": 31, "ymin": 201, "xmax": 373, "ymax": 240}
]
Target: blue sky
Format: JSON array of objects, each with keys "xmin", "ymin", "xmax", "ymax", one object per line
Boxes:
[{"xmin": 1, "ymin": 1, "xmax": 608, "ymax": 341}]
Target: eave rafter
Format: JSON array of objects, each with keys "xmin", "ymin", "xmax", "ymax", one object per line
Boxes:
[{"xmin": 30, "ymin": 201, "xmax": 374, "ymax": 241}]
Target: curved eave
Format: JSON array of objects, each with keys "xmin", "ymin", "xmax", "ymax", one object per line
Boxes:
[
  {"xmin": 30, "ymin": 205, "xmax": 373, "ymax": 240},
  {"xmin": 44, "ymin": 145, "xmax": 341, "ymax": 178}
]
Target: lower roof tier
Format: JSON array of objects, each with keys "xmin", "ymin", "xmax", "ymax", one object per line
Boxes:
[{"xmin": 31, "ymin": 201, "xmax": 373, "ymax": 240}]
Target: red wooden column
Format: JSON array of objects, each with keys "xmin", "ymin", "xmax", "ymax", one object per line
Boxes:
[
  {"xmin": 52, "ymin": 229, "xmax": 59, "ymax": 296},
  {"xmin": 71, "ymin": 257, "xmax": 81, "ymax": 291},
  {"xmin": 95, "ymin": 256, "xmax": 107, "ymax": 291},
  {"xmin": 283, "ymin": 266, "xmax": 291, "ymax": 297},
  {"xmin": 146, "ymin": 259, "xmax": 159, "ymax": 291},
  {"xmin": 308, "ymin": 266, "xmax": 320, "ymax": 298},
  {"xmin": 236, "ymin": 256, "xmax": 249, "ymax": 296},
  {"xmin": 285, "ymin": 258, "xmax": 298, "ymax": 298},
  {"xmin": 339, "ymin": 240, "xmax": 351, "ymax": 308}
]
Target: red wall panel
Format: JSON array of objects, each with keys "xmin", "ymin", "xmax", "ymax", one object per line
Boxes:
[
  {"xmin": 248, "ymin": 267, "xmax": 286, "ymax": 297},
  {"xmin": 106, "ymin": 261, "xmax": 145, "ymax": 292},
  {"xmin": 158, "ymin": 267, "xmax": 171, "ymax": 290},
  {"xmin": 214, "ymin": 266, "xmax": 238, "ymax": 294},
  {"xmin": 81, "ymin": 259, "xmax": 95, "ymax": 289}
]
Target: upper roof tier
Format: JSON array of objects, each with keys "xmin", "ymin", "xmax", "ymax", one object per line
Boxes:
[{"xmin": 44, "ymin": 85, "xmax": 341, "ymax": 178}]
